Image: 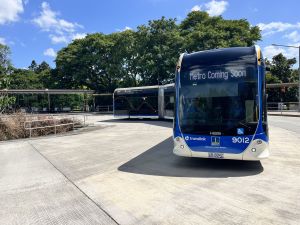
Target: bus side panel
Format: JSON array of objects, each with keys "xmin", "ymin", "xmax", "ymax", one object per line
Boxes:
[
  {"xmin": 173, "ymin": 70, "xmax": 183, "ymax": 138},
  {"xmin": 158, "ymin": 87, "xmax": 164, "ymax": 119}
]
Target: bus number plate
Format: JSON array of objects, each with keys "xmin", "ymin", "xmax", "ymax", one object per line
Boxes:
[{"xmin": 208, "ymin": 152, "xmax": 224, "ymax": 159}]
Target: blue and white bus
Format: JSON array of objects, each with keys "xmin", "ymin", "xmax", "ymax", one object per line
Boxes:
[{"xmin": 173, "ymin": 46, "xmax": 269, "ymax": 160}]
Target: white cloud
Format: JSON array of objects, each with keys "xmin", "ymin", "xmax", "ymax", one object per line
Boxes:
[
  {"xmin": 33, "ymin": 2, "xmax": 82, "ymax": 34},
  {"xmin": 43, "ymin": 48, "xmax": 56, "ymax": 57},
  {"xmin": 284, "ymin": 31, "xmax": 300, "ymax": 43},
  {"xmin": 33, "ymin": 2, "xmax": 85, "ymax": 45},
  {"xmin": 191, "ymin": 5, "xmax": 201, "ymax": 12},
  {"xmin": 50, "ymin": 34, "xmax": 68, "ymax": 44},
  {"xmin": 264, "ymin": 44, "xmax": 299, "ymax": 62},
  {"xmin": 50, "ymin": 33, "xmax": 86, "ymax": 44},
  {"xmin": 116, "ymin": 26, "xmax": 133, "ymax": 32},
  {"xmin": 124, "ymin": 26, "xmax": 132, "ymax": 31},
  {"xmin": 205, "ymin": 0, "xmax": 228, "ymax": 16},
  {"xmin": 190, "ymin": 0, "xmax": 228, "ymax": 16},
  {"xmin": 0, "ymin": 37, "xmax": 6, "ymax": 45},
  {"xmin": 71, "ymin": 33, "xmax": 86, "ymax": 40},
  {"xmin": 264, "ymin": 46, "xmax": 284, "ymax": 60},
  {"xmin": 0, "ymin": 0, "xmax": 24, "ymax": 25},
  {"xmin": 258, "ymin": 22, "xmax": 300, "ymax": 36}
]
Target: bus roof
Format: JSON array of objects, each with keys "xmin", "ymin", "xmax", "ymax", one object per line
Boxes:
[
  {"xmin": 161, "ymin": 83, "xmax": 175, "ymax": 88},
  {"xmin": 114, "ymin": 83, "xmax": 175, "ymax": 93},
  {"xmin": 114, "ymin": 85, "xmax": 159, "ymax": 93},
  {"xmin": 181, "ymin": 46, "xmax": 258, "ymax": 69}
]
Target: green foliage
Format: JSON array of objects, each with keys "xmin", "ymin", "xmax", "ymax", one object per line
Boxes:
[
  {"xmin": 0, "ymin": 76, "xmax": 16, "ymax": 113},
  {"xmin": 266, "ymin": 53, "xmax": 298, "ymax": 102},
  {"xmin": 56, "ymin": 33, "xmax": 120, "ymax": 92},
  {"xmin": 55, "ymin": 12, "xmax": 261, "ymax": 89},
  {"xmin": 2, "ymin": 13, "xmax": 266, "ymax": 109},
  {"xmin": 0, "ymin": 45, "xmax": 16, "ymax": 112},
  {"xmin": 135, "ymin": 17, "xmax": 183, "ymax": 85},
  {"xmin": 271, "ymin": 53, "xmax": 296, "ymax": 83},
  {"xmin": 0, "ymin": 44, "xmax": 13, "ymax": 76},
  {"xmin": 180, "ymin": 11, "xmax": 261, "ymax": 52}
]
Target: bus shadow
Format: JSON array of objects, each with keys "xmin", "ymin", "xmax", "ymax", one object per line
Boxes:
[
  {"xmin": 99, "ymin": 118, "xmax": 173, "ymax": 128},
  {"xmin": 118, "ymin": 137, "xmax": 264, "ymax": 178}
]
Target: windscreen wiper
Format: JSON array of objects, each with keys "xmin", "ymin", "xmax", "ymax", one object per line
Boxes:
[{"xmin": 238, "ymin": 121, "xmax": 251, "ymax": 130}]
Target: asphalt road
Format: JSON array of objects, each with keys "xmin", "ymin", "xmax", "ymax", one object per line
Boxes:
[
  {"xmin": 0, "ymin": 115, "xmax": 299, "ymax": 225},
  {"xmin": 268, "ymin": 116, "xmax": 300, "ymax": 135}
]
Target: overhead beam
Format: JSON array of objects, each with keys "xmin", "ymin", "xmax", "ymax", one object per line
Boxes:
[
  {"xmin": 0, "ymin": 89, "xmax": 95, "ymax": 94},
  {"xmin": 266, "ymin": 82, "xmax": 299, "ymax": 88}
]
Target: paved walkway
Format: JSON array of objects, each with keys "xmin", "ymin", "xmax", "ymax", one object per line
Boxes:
[{"xmin": 0, "ymin": 115, "xmax": 300, "ymax": 225}]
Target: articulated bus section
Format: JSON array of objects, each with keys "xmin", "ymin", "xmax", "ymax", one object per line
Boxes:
[{"xmin": 113, "ymin": 84, "xmax": 175, "ymax": 120}]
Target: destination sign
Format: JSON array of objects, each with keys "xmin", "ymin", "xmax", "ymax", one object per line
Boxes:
[{"xmin": 189, "ymin": 69, "xmax": 247, "ymax": 81}]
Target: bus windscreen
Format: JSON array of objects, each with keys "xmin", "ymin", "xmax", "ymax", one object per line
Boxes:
[{"xmin": 179, "ymin": 65, "xmax": 258, "ymax": 136}]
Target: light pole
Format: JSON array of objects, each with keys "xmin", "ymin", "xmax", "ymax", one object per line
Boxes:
[{"xmin": 272, "ymin": 44, "xmax": 300, "ymax": 112}]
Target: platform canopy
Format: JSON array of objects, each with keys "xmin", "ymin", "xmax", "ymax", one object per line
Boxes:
[
  {"xmin": 266, "ymin": 82, "xmax": 298, "ymax": 88},
  {"xmin": 0, "ymin": 89, "xmax": 95, "ymax": 94}
]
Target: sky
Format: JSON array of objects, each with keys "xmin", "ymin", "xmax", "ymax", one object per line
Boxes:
[{"xmin": 0, "ymin": 0, "xmax": 300, "ymax": 68}]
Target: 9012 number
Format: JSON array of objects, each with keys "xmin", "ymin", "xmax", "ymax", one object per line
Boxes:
[{"xmin": 232, "ymin": 137, "xmax": 250, "ymax": 144}]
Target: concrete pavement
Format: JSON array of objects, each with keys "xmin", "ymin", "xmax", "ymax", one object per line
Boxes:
[
  {"xmin": 0, "ymin": 141, "xmax": 117, "ymax": 225},
  {"xmin": 268, "ymin": 111, "xmax": 300, "ymax": 117},
  {"xmin": 0, "ymin": 115, "xmax": 300, "ymax": 225}
]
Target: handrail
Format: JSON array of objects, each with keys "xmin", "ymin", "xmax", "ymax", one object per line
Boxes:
[{"xmin": 24, "ymin": 117, "xmax": 75, "ymax": 138}]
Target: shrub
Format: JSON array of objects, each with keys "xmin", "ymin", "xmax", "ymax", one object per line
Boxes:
[{"xmin": 0, "ymin": 113, "xmax": 79, "ymax": 141}]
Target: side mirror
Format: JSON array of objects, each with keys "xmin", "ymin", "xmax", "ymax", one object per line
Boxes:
[{"xmin": 266, "ymin": 66, "xmax": 271, "ymax": 72}]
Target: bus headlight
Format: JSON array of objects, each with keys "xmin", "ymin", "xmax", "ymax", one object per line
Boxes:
[
  {"xmin": 251, "ymin": 148, "xmax": 256, "ymax": 152},
  {"xmin": 180, "ymin": 145, "xmax": 185, "ymax": 149},
  {"xmin": 176, "ymin": 137, "xmax": 180, "ymax": 142}
]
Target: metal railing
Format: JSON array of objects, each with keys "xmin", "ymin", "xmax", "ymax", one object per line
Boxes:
[
  {"xmin": 267, "ymin": 102, "xmax": 299, "ymax": 111},
  {"xmin": 267, "ymin": 102, "xmax": 299, "ymax": 115},
  {"xmin": 24, "ymin": 117, "xmax": 75, "ymax": 138},
  {"xmin": 0, "ymin": 113, "xmax": 90, "ymax": 140},
  {"xmin": 96, "ymin": 105, "xmax": 113, "ymax": 112}
]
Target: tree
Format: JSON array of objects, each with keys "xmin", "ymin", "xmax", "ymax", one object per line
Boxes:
[
  {"xmin": 179, "ymin": 11, "xmax": 261, "ymax": 52},
  {"xmin": 36, "ymin": 61, "xmax": 51, "ymax": 73},
  {"xmin": 0, "ymin": 44, "xmax": 13, "ymax": 77},
  {"xmin": 266, "ymin": 53, "xmax": 298, "ymax": 102},
  {"xmin": 135, "ymin": 17, "xmax": 183, "ymax": 85},
  {"xmin": 109, "ymin": 30, "xmax": 141, "ymax": 87},
  {"xmin": 28, "ymin": 60, "xmax": 38, "ymax": 72},
  {"xmin": 271, "ymin": 53, "xmax": 296, "ymax": 83},
  {"xmin": 56, "ymin": 33, "xmax": 124, "ymax": 92},
  {"xmin": 0, "ymin": 76, "xmax": 16, "ymax": 113},
  {"xmin": 0, "ymin": 44, "xmax": 15, "ymax": 113},
  {"xmin": 10, "ymin": 68, "xmax": 43, "ymax": 89},
  {"xmin": 53, "ymin": 12, "xmax": 261, "ymax": 92}
]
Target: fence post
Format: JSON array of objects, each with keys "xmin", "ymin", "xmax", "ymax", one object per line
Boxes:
[
  {"xmin": 73, "ymin": 116, "xmax": 75, "ymax": 130},
  {"xmin": 29, "ymin": 121, "xmax": 32, "ymax": 138},
  {"xmin": 54, "ymin": 118, "xmax": 57, "ymax": 135}
]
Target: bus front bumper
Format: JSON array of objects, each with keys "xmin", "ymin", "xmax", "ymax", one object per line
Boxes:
[{"xmin": 173, "ymin": 137, "xmax": 269, "ymax": 161}]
